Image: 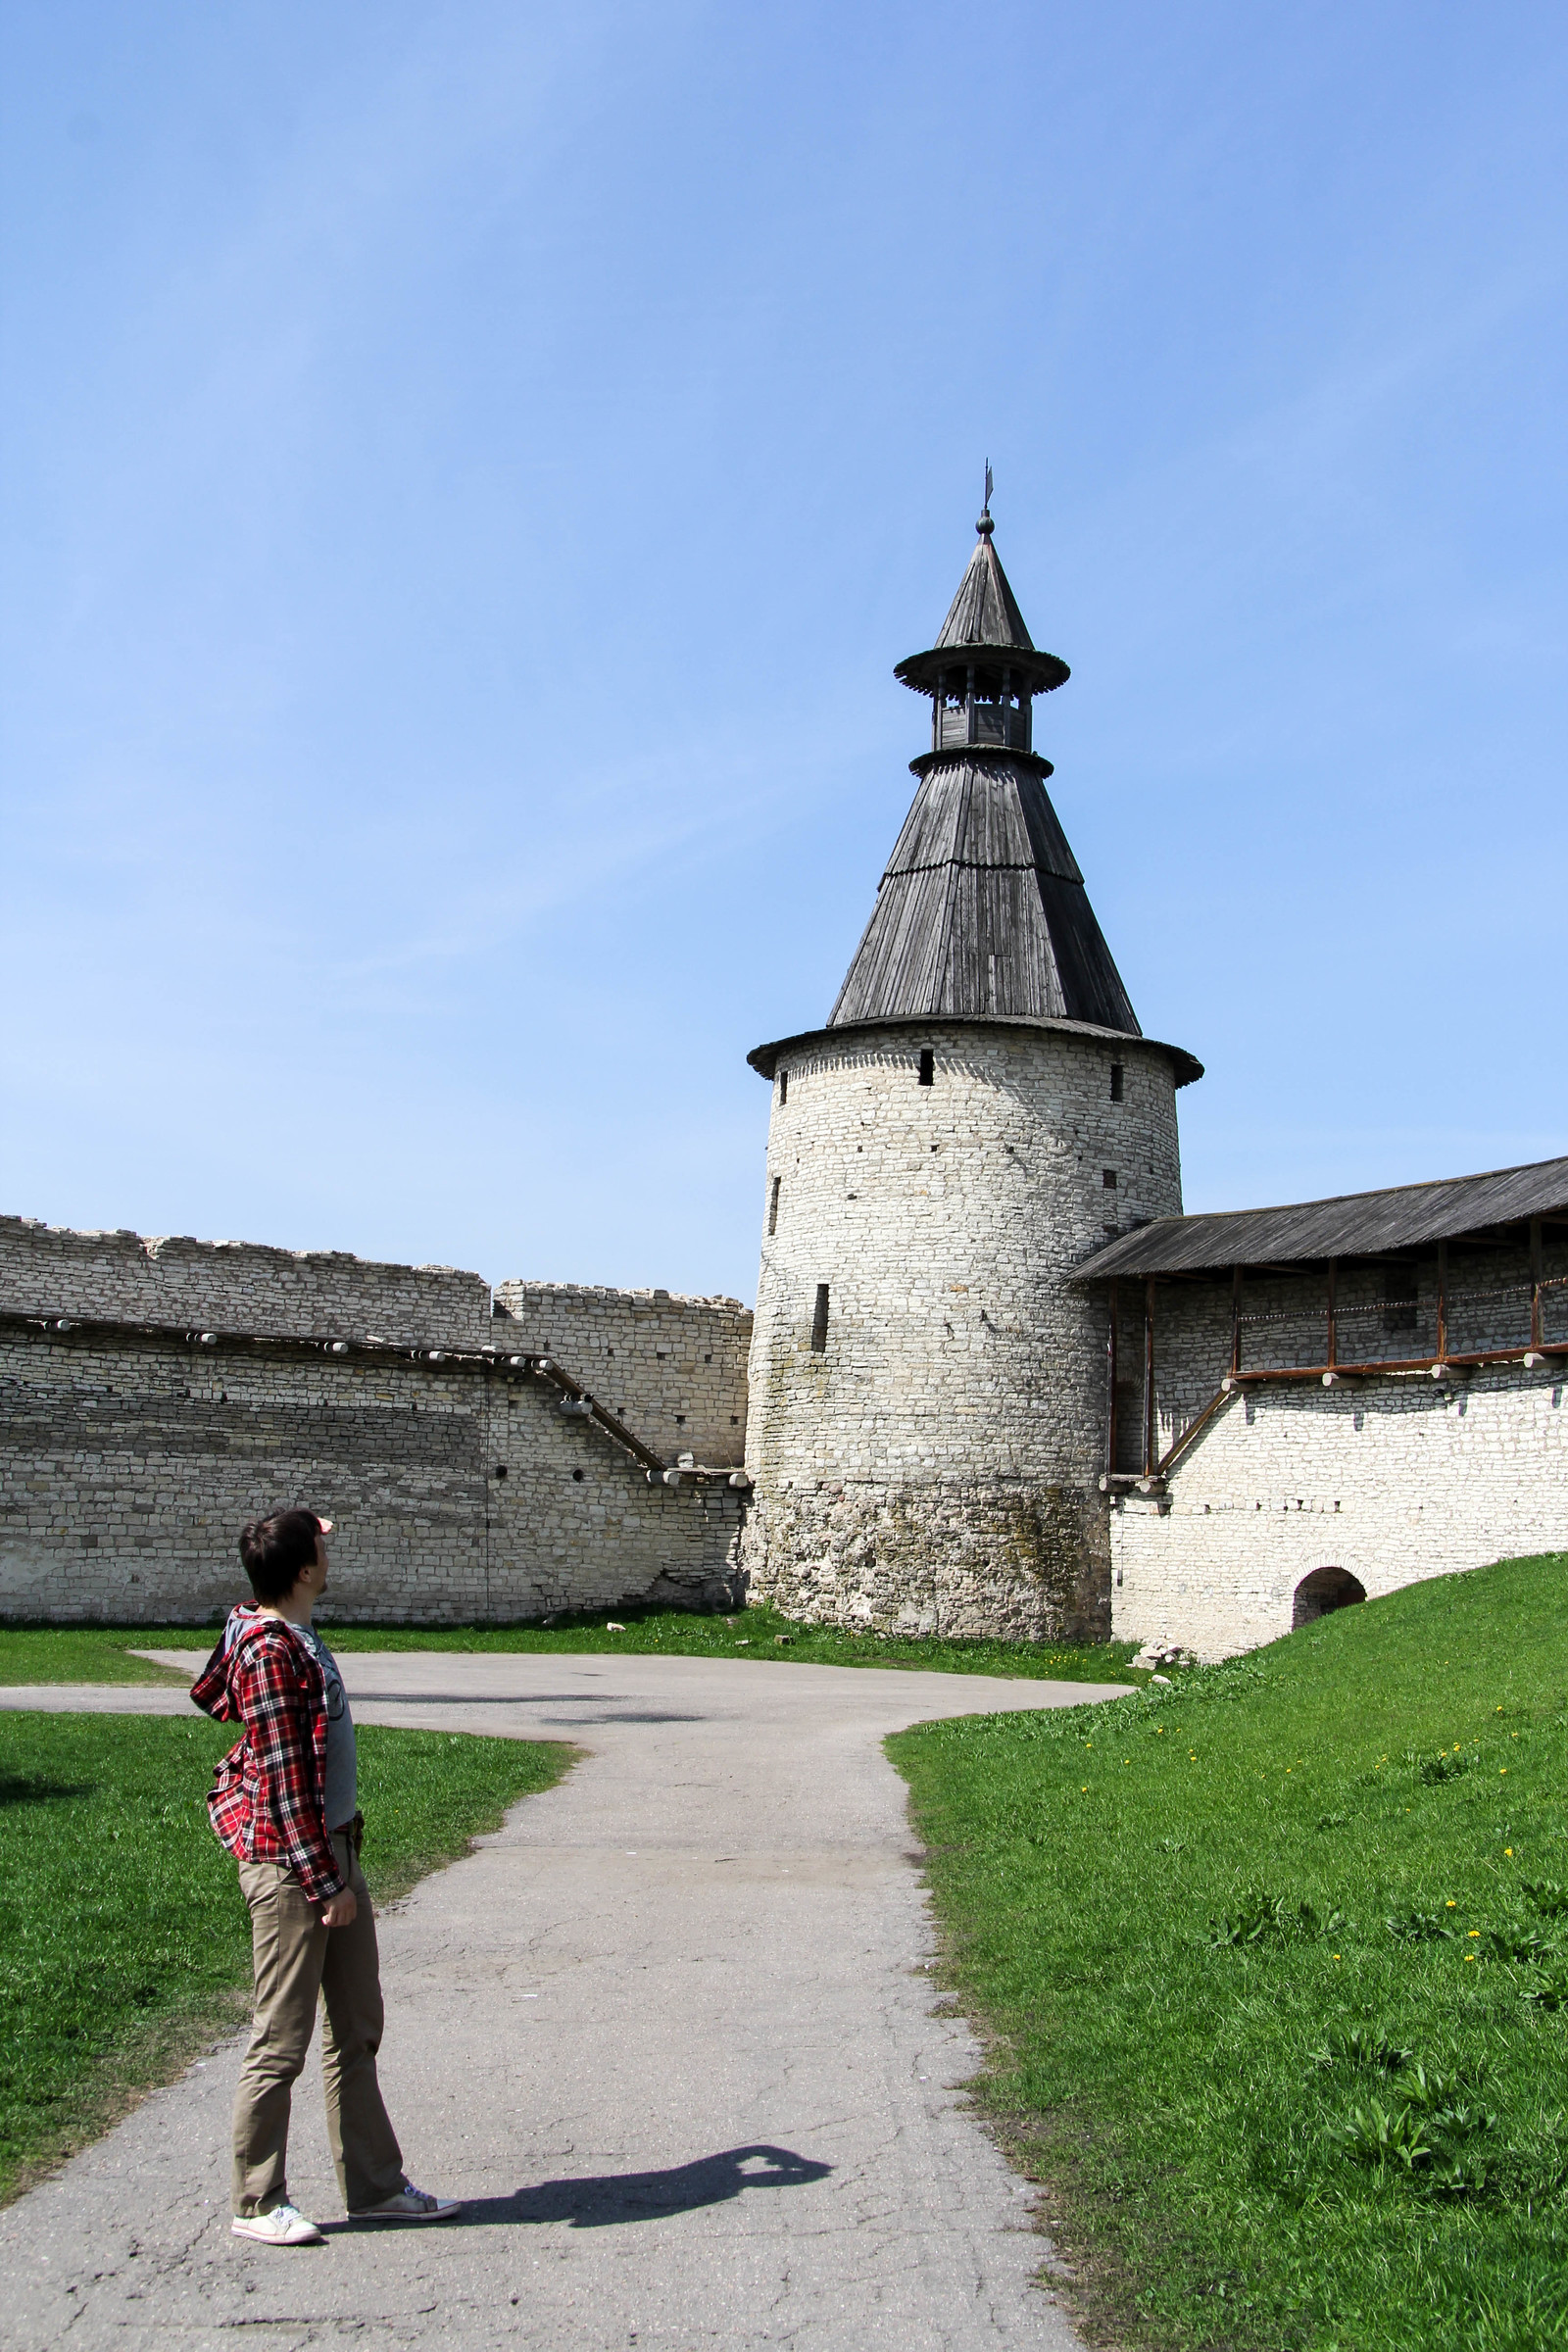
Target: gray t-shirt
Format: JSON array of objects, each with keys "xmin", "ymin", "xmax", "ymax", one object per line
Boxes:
[{"xmin": 294, "ymin": 1626, "xmax": 358, "ymax": 1832}]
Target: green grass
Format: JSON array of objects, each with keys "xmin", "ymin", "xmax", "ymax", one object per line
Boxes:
[
  {"xmin": 0, "ymin": 1714, "xmax": 570, "ymax": 2205},
  {"xmin": 0, "ymin": 1602, "xmax": 1141, "ymax": 1685},
  {"xmin": 0, "ymin": 1624, "xmax": 195, "ymax": 1684},
  {"xmin": 889, "ymin": 1551, "xmax": 1568, "ymax": 2352}
]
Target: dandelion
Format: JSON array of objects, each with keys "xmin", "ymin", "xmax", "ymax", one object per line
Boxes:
[
  {"xmin": 1501, "ymin": 1768, "xmax": 1508, "ymax": 1776},
  {"xmin": 1464, "ymin": 1952, "xmax": 1477, "ymax": 1962},
  {"xmin": 1446, "ymin": 1900, "xmax": 1456, "ymax": 1909},
  {"xmin": 1081, "ymin": 1785, "xmax": 1089, "ymax": 1793},
  {"xmin": 1505, "ymin": 1848, "xmax": 1514, "ymax": 1858},
  {"xmin": 1468, "ymin": 1929, "xmax": 1481, "ymax": 1937}
]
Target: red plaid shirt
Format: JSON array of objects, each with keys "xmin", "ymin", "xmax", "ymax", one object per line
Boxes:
[{"xmin": 191, "ymin": 1606, "xmax": 347, "ymax": 1907}]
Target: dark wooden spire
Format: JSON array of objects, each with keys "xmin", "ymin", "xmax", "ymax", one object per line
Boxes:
[
  {"xmin": 829, "ymin": 515, "xmax": 1142, "ymax": 1036},
  {"xmin": 933, "ymin": 517, "xmax": 1034, "ymax": 653},
  {"xmin": 894, "ymin": 511, "xmax": 1069, "ymax": 701}
]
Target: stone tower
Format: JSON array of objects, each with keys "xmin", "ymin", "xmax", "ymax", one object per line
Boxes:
[{"xmin": 740, "ymin": 505, "xmax": 1202, "ymax": 1640}]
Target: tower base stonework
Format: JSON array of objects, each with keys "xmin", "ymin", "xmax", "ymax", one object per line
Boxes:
[{"xmin": 739, "ymin": 1476, "xmax": 1110, "ymax": 1642}]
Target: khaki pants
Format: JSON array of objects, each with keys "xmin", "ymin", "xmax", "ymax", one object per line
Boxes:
[{"xmin": 231, "ymin": 1827, "xmax": 405, "ymax": 2218}]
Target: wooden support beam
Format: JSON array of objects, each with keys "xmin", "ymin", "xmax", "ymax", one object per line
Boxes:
[
  {"xmin": 1106, "ymin": 1278, "xmax": 1119, "ymax": 1477},
  {"xmin": 1230, "ymin": 1264, "xmax": 1242, "ymax": 1377},
  {"xmin": 1327, "ymin": 1256, "xmax": 1338, "ymax": 1371},
  {"xmin": 1532, "ymin": 1217, "xmax": 1544, "ymax": 1348},
  {"xmin": 1158, "ymin": 1384, "xmax": 1232, "ymax": 1477},
  {"xmin": 1228, "ymin": 1340, "xmax": 1567, "ymax": 1385},
  {"xmin": 1437, "ymin": 1239, "xmax": 1448, "ymax": 1361},
  {"xmin": 1143, "ymin": 1277, "xmax": 1156, "ymax": 1479}
]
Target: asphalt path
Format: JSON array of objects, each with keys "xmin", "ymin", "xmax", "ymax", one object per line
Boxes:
[{"xmin": 0, "ymin": 1651, "xmax": 1129, "ymax": 2351}]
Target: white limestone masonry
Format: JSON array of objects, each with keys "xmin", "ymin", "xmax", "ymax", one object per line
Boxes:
[
  {"xmin": 0, "ymin": 1216, "xmax": 489, "ymax": 1350},
  {"xmin": 1110, "ymin": 1362, "xmax": 1568, "ymax": 1661},
  {"xmin": 492, "ymin": 1280, "xmax": 750, "ymax": 1465},
  {"xmin": 0, "ymin": 1223, "xmax": 746, "ymax": 1624}
]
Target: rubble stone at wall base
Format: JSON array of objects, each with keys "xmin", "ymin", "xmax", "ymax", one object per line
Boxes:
[{"xmin": 740, "ymin": 1477, "xmax": 1110, "ymax": 1642}]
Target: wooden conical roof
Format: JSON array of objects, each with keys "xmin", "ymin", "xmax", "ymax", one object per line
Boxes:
[
  {"xmin": 827, "ymin": 754, "xmax": 1141, "ymax": 1032},
  {"xmin": 932, "ymin": 521, "xmax": 1035, "ymax": 653}
]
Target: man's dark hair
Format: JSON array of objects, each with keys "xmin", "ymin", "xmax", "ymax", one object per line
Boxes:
[{"xmin": 238, "ymin": 1509, "xmax": 323, "ymax": 1604}]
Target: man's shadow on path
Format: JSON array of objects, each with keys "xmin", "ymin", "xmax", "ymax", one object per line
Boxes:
[{"xmin": 372, "ymin": 2146, "xmax": 832, "ymax": 2230}]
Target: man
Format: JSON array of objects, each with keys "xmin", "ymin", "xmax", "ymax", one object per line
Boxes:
[{"xmin": 192, "ymin": 1507, "xmax": 461, "ymax": 2246}]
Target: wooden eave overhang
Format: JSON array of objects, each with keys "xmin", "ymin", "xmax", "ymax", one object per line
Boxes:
[
  {"xmin": 748, "ymin": 1012, "xmax": 1204, "ymax": 1087},
  {"xmin": 895, "ymin": 643, "xmax": 1070, "ymax": 698},
  {"xmin": 1071, "ymin": 1153, "xmax": 1568, "ymax": 1284}
]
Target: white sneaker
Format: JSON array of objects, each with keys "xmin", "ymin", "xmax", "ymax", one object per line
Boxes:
[
  {"xmin": 348, "ymin": 2181, "xmax": 463, "ymax": 2223},
  {"xmin": 231, "ymin": 2203, "xmax": 324, "ymax": 2246}
]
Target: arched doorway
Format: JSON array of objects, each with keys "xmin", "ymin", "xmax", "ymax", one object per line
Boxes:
[{"xmin": 1293, "ymin": 1566, "xmax": 1367, "ymax": 1630}]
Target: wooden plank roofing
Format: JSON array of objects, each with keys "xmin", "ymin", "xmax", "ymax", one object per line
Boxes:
[
  {"xmin": 933, "ymin": 527, "xmax": 1035, "ymax": 653},
  {"xmin": 827, "ymin": 753, "xmax": 1143, "ymax": 1035},
  {"xmin": 1073, "ymin": 1154, "xmax": 1568, "ymax": 1282}
]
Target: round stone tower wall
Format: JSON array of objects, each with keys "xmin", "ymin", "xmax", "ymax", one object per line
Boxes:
[{"xmin": 740, "ymin": 1020, "xmax": 1184, "ymax": 1639}]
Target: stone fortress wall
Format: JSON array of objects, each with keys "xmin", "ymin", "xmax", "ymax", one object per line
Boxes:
[
  {"xmin": 493, "ymin": 1281, "xmax": 750, "ymax": 1466},
  {"xmin": 0, "ymin": 1217, "xmax": 750, "ymax": 1625},
  {"xmin": 1110, "ymin": 1363, "xmax": 1568, "ymax": 1660},
  {"xmin": 741, "ymin": 1019, "xmax": 1185, "ymax": 1641},
  {"xmin": 1105, "ymin": 1230, "xmax": 1568, "ymax": 1658},
  {"xmin": 0, "ymin": 1217, "xmax": 492, "ymax": 1349},
  {"xmin": 6, "ymin": 1200, "xmax": 1562, "ymax": 1643}
]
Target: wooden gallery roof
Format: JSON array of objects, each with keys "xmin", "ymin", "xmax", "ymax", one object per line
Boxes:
[{"xmin": 1074, "ymin": 1154, "xmax": 1568, "ymax": 1283}]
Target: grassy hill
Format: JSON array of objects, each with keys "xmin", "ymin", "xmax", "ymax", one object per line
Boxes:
[{"xmin": 890, "ymin": 1552, "xmax": 1568, "ymax": 2352}]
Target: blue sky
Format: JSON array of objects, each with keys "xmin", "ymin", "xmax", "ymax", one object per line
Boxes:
[{"xmin": 2, "ymin": 1, "xmax": 1564, "ymax": 1301}]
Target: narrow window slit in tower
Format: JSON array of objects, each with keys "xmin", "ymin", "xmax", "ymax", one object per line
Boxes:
[
  {"xmin": 1110, "ymin": 1062, "xmax": 1124, "ymax": 1102},
  {"xmin": 767, "ymin": 1176, "xmax": 781, "ymax": 1236},
  {"xmin": 778, "ymin": 1069, "xmax": 788, "ymax": 1104},
  {"xmin": 1102, "ymin": 1168, "xmax": 1118, "ymax": 1189},
  {"xmin": 810, "ymin": 1284, "xmax": 830, "ymax": 1352},
  {"xmin": 918, "ymin": 1049, "xmax": 935, "ymax": 1086}
]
